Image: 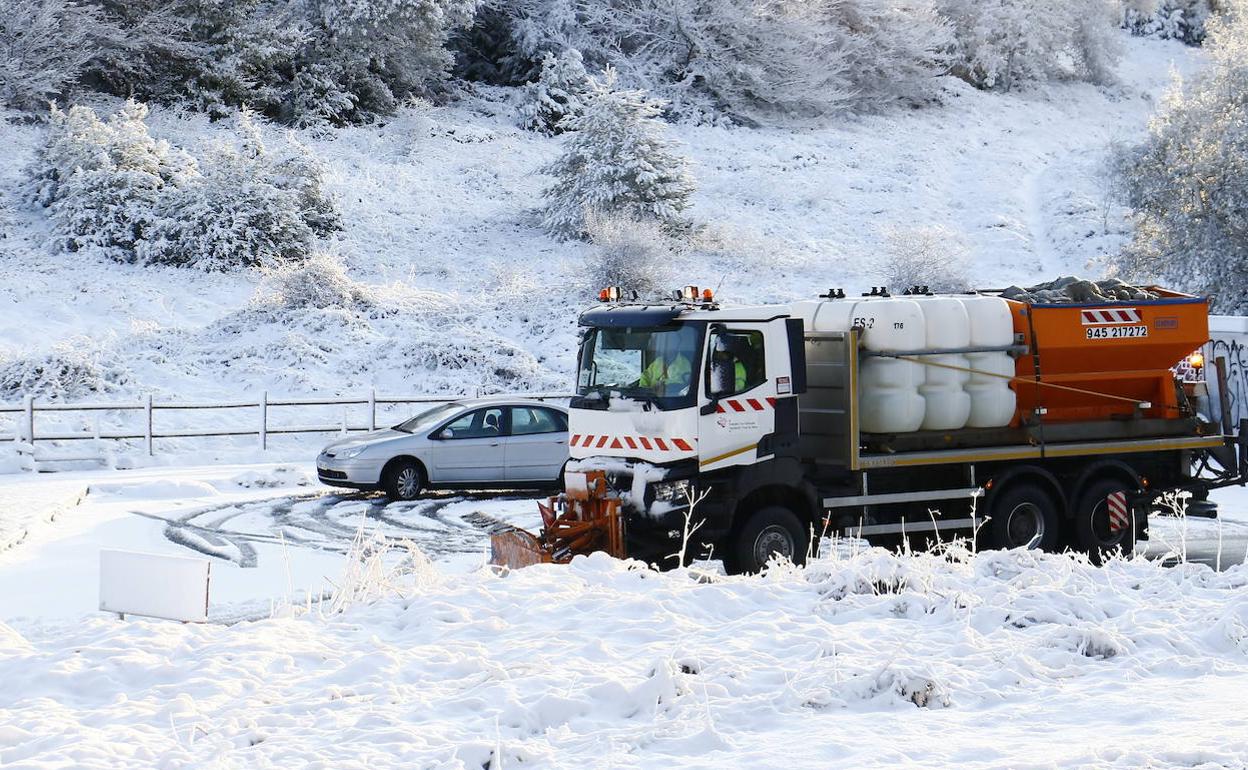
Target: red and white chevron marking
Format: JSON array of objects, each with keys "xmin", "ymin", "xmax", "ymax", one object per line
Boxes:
[
  {"xmin": 1081, "ymin": 308, "xmax": 1141, "ymax": 325},
  {"xmin": 570, "ymin": 434, "xmax": 695, "ymax": 453},
  {"xmin": 714, "ymin": 396, "xmax": 777, "ymax": 414},
  {"xmin": 1107, "ymin": 491, "xmax": 1129, "ymax": 533}
]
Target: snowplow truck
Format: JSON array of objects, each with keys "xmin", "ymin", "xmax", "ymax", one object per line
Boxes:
[{"xmin": 490, "ymin": 285, "xmax": 1248, "ymax": 574}]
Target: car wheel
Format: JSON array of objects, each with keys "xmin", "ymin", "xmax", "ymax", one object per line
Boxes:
[
  {"xmin": 383, "ymin": 460, "xmax": 423, "ymax": 501},
  {"xmin": 985, "ymin": 482, "xmax": 1061, "ymax": 552},
  {"xmin": 1074, "ymin": 478, "xmax": 1137, "ymax": 565},
  {"xmin": 724, "ymin": 505, "xmax": 809, "ymax": 575}
]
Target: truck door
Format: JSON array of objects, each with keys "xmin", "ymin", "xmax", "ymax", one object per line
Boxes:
[{"xmin": 699, "ymin": 324, "xmax": 778, "ymax": 471}]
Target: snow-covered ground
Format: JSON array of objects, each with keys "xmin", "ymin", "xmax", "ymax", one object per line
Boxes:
[
  {"xmin": 4, "ymin": 515, "xmax": 1248, "ymax": 768},
  {"xmin": 0, "ymin": 38, "xmax": 1205, "ymax": 457}
]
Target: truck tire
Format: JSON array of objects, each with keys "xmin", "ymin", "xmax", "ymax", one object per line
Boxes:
[
  {"xmin": 1073, "ymin": 479, "xmax": 1137, "ymax": 565},
  {"xmin": 724, "ymin": 505, "xmax": 809, "ymax": 575},
  {"xmin": 383, "ymin": 460, "xmax": 424, "ymax": 501},
  {"xmin": 985, "ymin": 482, "xmax": 1060, "ymax": 552}
]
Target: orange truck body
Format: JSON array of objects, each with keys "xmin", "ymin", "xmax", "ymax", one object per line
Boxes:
[{"xmin": 1007, "ymin": 288, "xmax": 1209, "ymax": 424}]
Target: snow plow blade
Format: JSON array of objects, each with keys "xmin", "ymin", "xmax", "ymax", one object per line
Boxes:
[{"xmin": 489, "ymin": 470, "xmax": 626, "ymax": 570}]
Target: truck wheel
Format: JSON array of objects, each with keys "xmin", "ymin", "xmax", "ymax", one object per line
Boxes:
[
  {"xmin": 724, "ymin": 506, "xmax": 809, "ymax": 575},
  {"xmin": 383, "ymin": 460, "xmax": 423, "ymax": 501},
  {"xmin": 1074, "ymin": 479, "xmax": 1137, "ymax": 565},
  {"xmin": 985, "ymin": 482, "xmax": 1060, "ymax": 552}
]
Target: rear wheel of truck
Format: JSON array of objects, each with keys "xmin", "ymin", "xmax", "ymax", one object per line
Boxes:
[
  {"xmin": 383, "ymin": 460, "xmax": 423, "ymax": 501},
  {"xmin": 1073, "ymin": 479, "xmax": 1137, "ymax": 565},
  {"xmin": 723, "ymin": 506, "xmax": 809, "ymax": 575},
  {"xmin": 985, "ymin": 482, "xmax": 1060, "ymax": 552}
]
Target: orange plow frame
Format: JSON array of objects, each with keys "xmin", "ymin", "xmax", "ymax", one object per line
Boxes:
[{"xmin": 489, "ymin": 470, "xmax": 626, "ymax": 569}]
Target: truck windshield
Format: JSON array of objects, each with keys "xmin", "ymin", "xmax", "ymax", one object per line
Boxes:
[{"xmin": 576, "ymin": 324, "xmax": 703, "ymax": 409}]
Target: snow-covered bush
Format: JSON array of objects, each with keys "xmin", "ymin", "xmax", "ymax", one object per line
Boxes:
[
  {"xmin": 518, "ymin": 48, "xmax": 591, "ymax": 134},
  {"xmin": 139, "ymin": 112, "xmax": 339, "ymax": 270},
  {"xmin": 32, "ymin": 101, "xmax": 195, "ymax": 263},
  {"xmin": 876, "ymin": 224, "xmax": 973, "ymax": 292},
  {"xmin": 1123, "ymin": 0, "xmax": 1216, "ymax": 45},
  {"xmin": 0, "ymin": 346, "xmax": 129, "ymax": 401},
  {"xmin": 583, "ymin": 214, "xmax": 677, "ymax": 297},
  {"xmin": 261, "ymin": 252, "xmax": 375, "ymax": 311},
  {"xmin": 939, "ymin": 0, "xmax": 1123, "ymax": 90},
  {"xmin": 494, "ymin": 0, "xmax": 950, "ymax": 123},
  {"xmin": 1112, "ymin": 6, "xmax": 1248, "ymax": 313},
  {"xmin": 0, "ymin": 0, "xmax": 114, "ymax": 112},
  {"xmin": 542, "ymin": 72, "xmax": 695, "ymax": 240}
]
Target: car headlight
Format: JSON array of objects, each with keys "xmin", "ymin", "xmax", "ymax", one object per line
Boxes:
[
  {"xmin": 340, "ymin": 446, "xmax": 367, "ymax": 459},
  {"xmin": 652, "ymin": 478, "xmax": 692, "ymax": 504}
]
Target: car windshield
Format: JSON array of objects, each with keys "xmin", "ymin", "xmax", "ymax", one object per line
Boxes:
[
  {"xmin": 393, "ymin": 403, "xmax": 462, "ymax": 433},
  {"xmin": 577, "ymin": 323, "xmax": 703, "ymax": 407}
]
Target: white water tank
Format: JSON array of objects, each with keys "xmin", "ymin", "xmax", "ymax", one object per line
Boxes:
[
  {"xmin": 913, "ymin": 297, "xmax": 972, "ymax": 431},
  {"xmin": 797, "ymin": 297, "xmax": 925, "ymax": 433},
  {"xmin": 959, "ymin": 295, "xmax": 1017, "ymax": 428}
]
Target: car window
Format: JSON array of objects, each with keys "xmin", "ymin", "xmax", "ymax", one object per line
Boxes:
[
  {"xmin": 440, "ymin": 407, "xmax": 505, "ymax": 439},
  {"xmin": 511, "ymin": 407, "xmax": 564, "ymax": 435}
]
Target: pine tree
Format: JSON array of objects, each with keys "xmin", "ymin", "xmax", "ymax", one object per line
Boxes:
[
  {"xmin": 518, "ymin": 48, "xmax": 591, "ymax": 135},
  {"xmin": 541, "ymin": 71, "xmax": 696, "ymax": 240}
]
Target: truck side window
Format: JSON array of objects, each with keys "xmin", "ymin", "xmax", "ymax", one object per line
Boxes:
[{"xmin": 708, "ymin": 330, "xmax": 766, "ymax": 398}]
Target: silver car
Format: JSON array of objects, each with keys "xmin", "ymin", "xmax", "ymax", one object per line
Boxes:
[{"xmin": 316, "ymin": 398, "xmax": 569, "ymax": 500}]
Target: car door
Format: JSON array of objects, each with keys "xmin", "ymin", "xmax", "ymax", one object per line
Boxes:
[
  {"xmin": 426, "ymin": 406, "xmax": 509, "ymax": 484},
  {"xmin": 504, "ymin": 406, "xmax": 568, "ymax": 483}
]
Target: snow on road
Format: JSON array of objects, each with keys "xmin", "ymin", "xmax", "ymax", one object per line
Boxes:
[{"xmin": 3, "ymin": 545, "xmax": 1248, "ymax": 769}]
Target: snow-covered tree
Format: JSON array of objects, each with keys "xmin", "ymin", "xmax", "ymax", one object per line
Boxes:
[
  {"xmin": 0, "ymin": 0, "xmax": 112, "ymax": 112},
  {"xmin": 541, "ymin": 72, "xmax": 695, "ymax": 240},
  {"xmin": 518, "ymin": 48, "xmax": 591, "ymax": 134},
  {"xmin": 939, "ymin": 0, "xmax": 1122, "ymax": 90},
  {"xmin": 1123, "ymin": 0, "xmax": 1217, "ymax": 45},
  {"xmin": 140, "ymin": 111, "xmax": 338, "ymax": 270},
  {"xmin": 1112, "ymin": 5, "xmax": 1248, "ymax": 313},
  {"xmin": 33, "ymin": 101, "xmax": 195, "ymax": 263},
  {"xmin": 494, "ymin": 0, "xmax": 950, "ymax": 123}
]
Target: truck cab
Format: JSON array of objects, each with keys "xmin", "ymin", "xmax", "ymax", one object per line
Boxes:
[{"xmin": 569, "ymin": 288, "xmax": 814, "ymax": 569}]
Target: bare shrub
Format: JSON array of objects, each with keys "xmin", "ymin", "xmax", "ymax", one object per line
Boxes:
[
  {"xmin": 583, "ymin": 213, "xmax": 679, "ymax": 298},
  {"xmin": 260, "ymin": 252, "xmax": 375, "ymax": 311},
  {"xmin": 876, "ymin": 224, "xmax": 973, "ymax": 293}
]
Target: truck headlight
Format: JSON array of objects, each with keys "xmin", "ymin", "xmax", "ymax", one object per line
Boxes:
[{"xmin": 652, "ymin": 479, "xmax": 692, "ymax": 504}]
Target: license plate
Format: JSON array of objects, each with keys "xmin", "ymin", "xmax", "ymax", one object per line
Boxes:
[{"xmin": 1086, "ymin": 325, "xmax": 1148, "ymax": 340}]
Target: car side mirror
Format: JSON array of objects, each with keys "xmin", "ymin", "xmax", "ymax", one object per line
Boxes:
[{"xmin": 437, "ymin": 428, "xmax": 454, "ymax": 440}]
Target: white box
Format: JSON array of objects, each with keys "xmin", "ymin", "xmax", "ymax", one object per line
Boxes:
[{"xmin": 99, "ymin": 549, "xmax": 210, "ymax": 622}]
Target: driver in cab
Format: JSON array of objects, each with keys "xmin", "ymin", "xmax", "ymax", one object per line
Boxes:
[{"xmin": 639, "ymin": 348, "xmax": 692, "ymax": 396}]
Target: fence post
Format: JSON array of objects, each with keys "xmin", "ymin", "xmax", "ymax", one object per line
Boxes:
[
  {"xmin": 369, "ymin": 388, "xmax": 376, "ymax": 432},
  {"xmin": 341, "ymin": 406, "xmax": 348, "ymax": 435},
  {"xmin": 145, "ymin": 394, "xmax": 153, "ymax": 456},
  {"xmin": 24, "ymin": 395, "xmax": 33, "ymax": 445},
  {"xmin": 260, "ymin": 390, "xmax": 268, "ymax": 451}
]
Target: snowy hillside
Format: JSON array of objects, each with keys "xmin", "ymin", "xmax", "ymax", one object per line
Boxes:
[{"xmin": 0, "ymin": 37, "xmax": 1203, "ymax": 418}]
